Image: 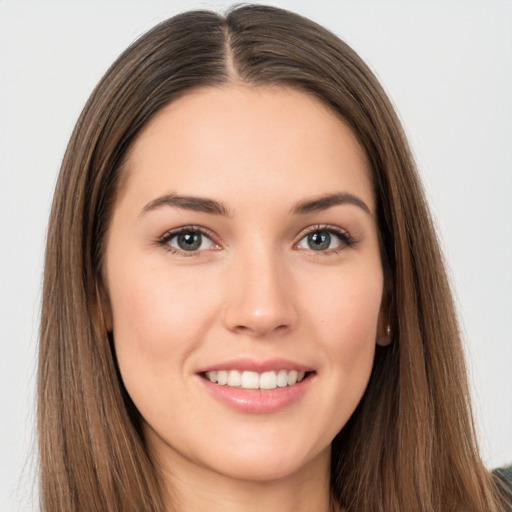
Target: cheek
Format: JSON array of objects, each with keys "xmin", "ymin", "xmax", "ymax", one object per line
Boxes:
[
  {"xmin": 106, "ymin": 258, "xmax": 217, "ymax": 396},
  {"xmin": 308, "ymin": 266, "xmax": 382, "ymax": 337},
  {"xmin": 109, "ymin": 259, "xmax": 210, "ymax": 342},
  {"xmin": 306, "ymin": 268, "xmax": 383, "ymax": 382},
  {"xmin": 107, "ymin": 262, "xmax": 219, "ymax": 426}
]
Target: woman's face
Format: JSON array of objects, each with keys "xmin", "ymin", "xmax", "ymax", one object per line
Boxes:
[{"xmin": 104, "ymin": 84, "xmax": 385, "ymax": 484}]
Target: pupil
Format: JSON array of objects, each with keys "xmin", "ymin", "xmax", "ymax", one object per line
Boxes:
[
  {"xmin": 308, "ymin": 232, "xmax": 330, "ymax": 250},
  {"xmin": 177, "ymin": 232, "xmax": 201, "ymax": 251}
]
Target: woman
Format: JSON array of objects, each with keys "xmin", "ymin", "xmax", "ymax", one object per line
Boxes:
[{"xmin": 38, "ymin": 5, "xmax": 511, "ymax": 511}]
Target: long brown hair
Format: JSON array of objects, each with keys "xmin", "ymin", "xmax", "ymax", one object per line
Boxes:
[{"xmin": 39, "ymin": 5, "xmax": 506, "ymax": 511}]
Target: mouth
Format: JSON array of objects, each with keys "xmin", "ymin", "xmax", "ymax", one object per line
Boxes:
[
  {"xmin": 201, "ymin": 369, "xmax": 313, "ymax": 390},
  {"xmin": 197, "ymin": 361, "xmax": 315, "ymax": 413}
]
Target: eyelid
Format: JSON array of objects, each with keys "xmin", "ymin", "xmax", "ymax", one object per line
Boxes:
[
  {"xmin": 156, "ymin": 225, "xmax": 221, "ymax": 255},
  {"xmin": 155, "ymin": 223, "xmax": 356, "ymax": 256},
  {"xmin": 294, "ymin": 224, "xmax": 357, "ymax": 251}
]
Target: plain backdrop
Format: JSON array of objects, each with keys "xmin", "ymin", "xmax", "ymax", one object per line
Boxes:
[{"xmin": 1, "ymin": 1, "xmax": 511, "ymax": 510}]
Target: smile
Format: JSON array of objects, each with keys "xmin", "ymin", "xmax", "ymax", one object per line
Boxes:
[{"xmin": 204, "ymin": 369, "xmax": 307, "ymax": 390}]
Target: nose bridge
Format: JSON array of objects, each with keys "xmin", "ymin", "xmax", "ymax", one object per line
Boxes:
[{"xmin": 222, "ymin": 241, "xmax": 297, "ymax": 337}]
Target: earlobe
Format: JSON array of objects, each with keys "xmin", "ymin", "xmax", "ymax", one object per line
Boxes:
[
  {"xmin": 376, "ymin": 323, "xmax": 392, "ymax": 346},
  {"xmin": 376, "ymin": 276, "xmax": 393, "ymax": 346},
  {"xmin": 376, "ymin": 299, "xmax": 392, "ymax": 346}
]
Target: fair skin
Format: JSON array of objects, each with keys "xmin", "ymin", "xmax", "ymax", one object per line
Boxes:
[{"xmin": 104, "ymin": 84, "xmax": 386, "ymax": 512}]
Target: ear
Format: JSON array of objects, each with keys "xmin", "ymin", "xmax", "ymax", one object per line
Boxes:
[
  {"xmin": 376, "ymin": 290, "xmax": 392, "ymax": 347},
  {"xmin": 91, "ymin": 280, "xmax": 113, "ymax": 333},
  {"xmin": 376, "ymin": 314, "xmax": 392, "ymax": 346}
]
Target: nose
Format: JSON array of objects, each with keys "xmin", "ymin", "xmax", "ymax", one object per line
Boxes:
[{"xmin": 222, "ymin": 248, "xmax": 298, "ymax": 338}]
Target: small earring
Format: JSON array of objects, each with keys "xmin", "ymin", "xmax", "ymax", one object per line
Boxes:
[{"xmin": 377, "ymin": 324, "xmax": 392, "ymax": 346}]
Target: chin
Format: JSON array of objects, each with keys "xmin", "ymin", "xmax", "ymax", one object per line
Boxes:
[{"xmin": 206, "ymin": 449, "xmax": 327, "ymax": 483}]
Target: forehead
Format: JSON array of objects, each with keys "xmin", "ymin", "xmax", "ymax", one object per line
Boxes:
[{"xmin": 117, "ymin": 83, "xmax": 374, "ymax": 213}]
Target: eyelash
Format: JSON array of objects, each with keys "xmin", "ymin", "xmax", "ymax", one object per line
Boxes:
[
  {"xmin": 156, "ymin": 226, "xmax": 220, "ymax": 256},
  {"xmin": 155, "ymin": 224, "xmax": 357, "ymax": 256},
  {"xmin": 295, "ymin": 224, "xmax": 357, "ymax": 254}
]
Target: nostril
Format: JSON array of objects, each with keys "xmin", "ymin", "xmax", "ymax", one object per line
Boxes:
[
  {"xmin": 221, "ymin": 283, "xmax": 299, "ymax": 336},
  {"xmin": 233, "ymin": 322, "xmax": 290, "ymax": 337}
]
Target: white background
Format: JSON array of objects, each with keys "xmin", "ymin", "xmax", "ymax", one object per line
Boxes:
[{"xmin": 1, "ymin": 1, "xmax": 511, "ymax": 510}]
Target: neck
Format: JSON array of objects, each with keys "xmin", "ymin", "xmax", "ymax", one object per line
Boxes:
[{"xmin": 158, "ymin": 448, "xmax": 334, "ymax": 512}]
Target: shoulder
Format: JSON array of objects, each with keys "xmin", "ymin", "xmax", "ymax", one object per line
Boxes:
[{"xmin": 494, "ymin": 465, "xmax": 512, "ymax": 510}]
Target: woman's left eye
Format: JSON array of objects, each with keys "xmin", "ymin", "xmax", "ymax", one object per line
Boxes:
[{"xmin": 296, "ymin": 228, "xmax": 353, "ymax": 252}]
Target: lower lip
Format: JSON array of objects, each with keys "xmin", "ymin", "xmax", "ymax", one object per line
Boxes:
[{"xmin": 198, "ymin": 375, "xmax": 313, "ymax": 414}]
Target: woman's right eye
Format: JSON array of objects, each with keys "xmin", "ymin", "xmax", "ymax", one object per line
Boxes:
[{"xmin": 159, "ymin": 228, "xmax": 219, "ymax": 253}]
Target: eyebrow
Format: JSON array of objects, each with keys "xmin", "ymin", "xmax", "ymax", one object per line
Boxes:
[
  {"xmin": 141, "ymin": 194, "xmax": 232, "ymax": 217},
  {"xmin": 140, "ymin": 191, "xmax": 371, "ymax": 218},
  {"xmin": 292, "ymin": 192, "xmax": 372, "ymax": 215}
]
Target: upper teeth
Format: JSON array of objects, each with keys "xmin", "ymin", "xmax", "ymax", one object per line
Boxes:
[{"xmin": 205, "ymin": 369, "xmax": 306, "ymax": 390}]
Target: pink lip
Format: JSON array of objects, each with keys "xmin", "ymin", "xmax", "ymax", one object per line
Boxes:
[
  {"xmin": 196, "ymin": 358, "xmax": 315, "ymax": 414},
  {"xmin": 196, "ymin": 357, "xmax": 313, "ymax": 374},
  {"xmin": 199, "ymin": 377, "xmax": 312, "ymax": 414}
]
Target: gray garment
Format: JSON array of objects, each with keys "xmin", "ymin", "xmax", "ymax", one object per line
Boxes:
[{"xmin": 494, "ymin": 465, "xmax": 512, "ymax": 510}]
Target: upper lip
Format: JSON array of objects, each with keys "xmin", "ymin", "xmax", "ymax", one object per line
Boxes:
[{"xmin": 196, "ymin": 358, "xmax": 314, "ymax": 374}]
